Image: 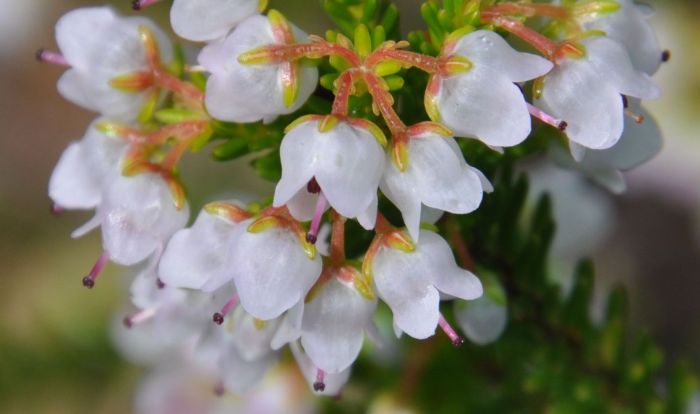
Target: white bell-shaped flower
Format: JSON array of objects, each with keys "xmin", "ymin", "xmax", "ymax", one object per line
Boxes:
[
  {"xmin": 170, "ymin": 0, "xmax": 259, "ymax": 42},
  {"xmin": 158, "ymin": 203, "xmax": 248, "ymax": 290},
  {"xmin": 99, "ymin": 173, "xmax": 190, "ymax": 265},
  {"xmin": 535, "ymin": 36, "xmax": 660, "ymax": 151},
  {"xmin": 381, "ymin": 131, "xmax": 488, "ymax": 241},
  {"xmin": 372, "ymin": 230, "xmax": 483, "ymax": 339},
  {"xmin": 300, "ymin": 275, "xmax": 377, "ymax": 374},
  {"xmin": 198, "ymin": 14, "xmax": 318, "ymax": 123},
  {"xmin": 577, "ymin": 0, "xmax": 663, "ymax": 75},
  {"xmin": 55, "ymin": 7, "xmax": 172, "ymax": 121},
  {"xmin": 550, "ymin": 101, "xmax": 662, "ymax": 193},
  {"xmin": 49, "ymin": 119, "xmax": 127, "ymax": 210},
  {"xmin": 273, "ymin": 117, "xmax": 386, "ymax": 229},
  {"xmin": 454, "ymin": 276, "xmax": 508, "ymax": 345},
  {"xmin": 229, "ymin": 218, "xmax": 322, "ymax": 320},
  {"xmin": 428, "ymin": 30, "xmax": 553, "ymax": 147}
]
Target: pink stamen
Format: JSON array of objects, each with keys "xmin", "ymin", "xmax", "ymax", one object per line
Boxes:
[
  {"xmin": 50, "ymin": 203, "xmax": 64, "ymax": 216},
  {"xmin": 82, "ymin": 251, "xmax": 109, "ymax": 289},
  {"xmin": 306, "ymin": 192, "xmax": 327, "ymax": 244},
  {"xmin": 438, "ymin": 313, "xmax": 465, "ymax": 347},
  {"xmin": 35, "ymin": 49, "xmax": 69, "ymax": 67},
  {"xmin": 313, "ymin": 369, "xmax": 326, "ymax": 392},
  {"xmin": 625, "ymin": 109, "xmax": 645, "ymax": 124},
  {"xmin": 132, "ymin": 0, "xmax": 161, "ymax": 10},
  {"xmin": 212, "ymin": 293, "xmax": 239, "ymax": 325},
  {"xmin": 214, "ymin": 380, "xmax": 225, "ymax": 397},
  {"xmin": 123, "ymin": 307, "xmax": 157, "ymax": 328},
  {"xmin": 527, "ymin": 103, "xmax": 567, "ymax": 131}
]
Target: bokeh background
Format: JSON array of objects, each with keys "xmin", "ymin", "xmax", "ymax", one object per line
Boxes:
[{"xmin": 0, "ymin": 0, "xmax": 698, "ymax": 412}]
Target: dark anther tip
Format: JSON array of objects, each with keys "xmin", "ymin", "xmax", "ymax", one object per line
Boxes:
[
  {"xmin": 214, "ymin": 383, "xmax": 225, "ymax": 397},
  {"xmin": 82, "ymin": 276, "xmax": 95, "ymax": 289},
  {"xmin": 661, "ymin": 50, "xmax": 671, "ymax": 63},
  {"xmin": 313, "ymin": 381, "xmax": 326, "ymax": 392},
  {"xmin": 212, "ymin": 313, "xmax": 225, "ymax": 325},
  {"xmin": 306, "ymin": 178, "xmax": 321, "ymax": 194},
  {"xmin": 452, "ymin": 337, "xmax": 465, "ymax": 347},
  {"xmin": 306, "ymin": 233, "xmax": 317, "ymax": 244},
  {"xmin": 621, "ymin": 94, "xmax": 629, "ymax": 108},
  {"xmin": 156, "ymin": 278, "xmax": 165, "ymax": 289},
  {"xmin": 558, "ymin": 121, "xmax": 568, "ymax": 132},
  {"xmin": 132, "ymin": 0, "xmax": 142, "ymax": 10},
  {"xmin": 123, "ymin": 316, "xmax": 133, "ymax": 328},
  {"xmin": 35, "ymin": 48, "xmax": 45, "ymax": 62}
]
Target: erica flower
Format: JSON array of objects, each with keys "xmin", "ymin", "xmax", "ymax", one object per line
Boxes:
[
  {"xmin": 158, "ymin": 201, "xmax": 251, "ymax": 290},
  {"xmin": 228, "ymin": 213, "xmax": 322, "ymax": 320},
  {"xmin": 381, "ymin": 123, "xmax": 491, "ymax": 241},
  {"xmin": 53, "ymin": 7, "xmax": 172, "ymax": 121},
  {"xmin": 425, "ymin": 30, "xmax": 553, "ymax": 148},
  {"xmin": 88, "ymin": 173, "xmax": 189, "ymax": 267},
  {"xmin": 575, "ymin": 0, "xmax": 664, "ymax": 75},
  {"xmin": 273, "ymin": 116, "xmax": 387, "ymax": 231},
  {"xmin": 198, "ymin": 13, "xmax": 318, "ymax": 123},
  {"xmin": 49, "ymin": 119, "xmax": 127, "ymax": 211},
  {"xmin": 368, "ymin": 229, "xmax": 483, "ymax": 340},
  {"xmin": 534, "ymin": 36, "xmax": 660, "ymax": 152},
  {"xmin": 300, "ymin": 271, "xmax": 377, "ymax": 374},
  {"xmin": 552, "ymin": 100, "xmax": 662, "ymax": 194},
  {"xmin": 170, "ymin": 0, "xmax": 260, "ymax": 42}
]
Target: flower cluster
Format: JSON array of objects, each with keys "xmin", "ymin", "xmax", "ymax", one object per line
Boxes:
[{"xmin": 41, "ymin": 0, "xmax": 665, "ymax": 398}]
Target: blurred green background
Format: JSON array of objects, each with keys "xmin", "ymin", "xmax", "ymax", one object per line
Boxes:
[{"xmin": 1, "ymin": 0, "xmax": 699, "ymax": 412}]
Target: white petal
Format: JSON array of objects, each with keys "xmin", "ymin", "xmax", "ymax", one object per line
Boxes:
[
  {"xmin": 285, "ymin": 189, "xmax": 320, "ymax": 222},
  {"xmin": 102, "ymin": 174, "xmax": 189, "ymax": 265},
  {"xmin": 158, "ymin": 210, "xmax": 240, "ymax": 290},
  {"xmin": 56, "ymin": 70, "xmax": 99, "ymax": 112},
  {"xmin": 273, "ymin": 121, "xmax": 321, "ymax": 207},
  {"xmin": 271, "ymin": 300, "xmax": 304, "ymax": 350},
  {"xmin": 55, "ymin": 7, "xmax": 117, "ymax": 69},
  {"xmin": 372, "ymin": 246, "xmax": 440, "ymax": 339},
  {"xmin": 231, "ymin": 224, "xmax": 322, "ymax": 320},
  {"xmin": 356, "ymin": 194, "xmax": 378, "ymax": 230},
  {"xmin": 313, "ymin": 122, "xmax": 386, "ymax": 218},
  {"xmin": 437, "ymin": 68, "xmax": 532, "ymax": 147},
  {"xmin": 454, "ymin": 295, "xmax": 507, "ymax": 345},
  {"xmin": 71, "ymin": 213, "xmax": 101, "ymax": 238},
  {"xmin": 301, "ymin": 277, "xmax": 376, "ymax": 373},
  {"xmin": 583, "ymin": 37, "xmax": 660, "ymax": 99},
  {"xmin": 290, "ymin": 341, "xmax": 350, "ymax": 395},
  {"xmin": 411, "ymin": 136, "xmax": 483, "ymax": 214},
  {"xmin": 221, "ymin": 347, "xmax": 275, "ymax": 393},
  {"xmin": 590, "ymin": 168, "xmax": 627, "ymax": 194},
  {"xmin": 582, "ymin": 106, "xmax": 662, "ymax": 171},
  {"xmin": 417, "ymin": 230, "xmax": 483, "ymax": 300},
  {"xmin": 199, "ymin": 15, "xmax": 318, "ymax": 122},
  {"xmin": 537, "ymin": 59, "xmax": 624, "ymax": 150},
  {"xmin": 229, "ymin": 307, "xmax": 279, "ymax": 361},
  {"xmin": 585, "ymin": 0, "xmax": 662, "ymax": 75},
  {"xmin": 453, "ymin": 30, "xmax": 553, "ymax": 82},
  {"xmin": 170, "ymin": 0, "xmax": 258, "ymax": 42},
  {"xmin": 49, "ymin": 142, "xmax": 101, "ymax": 209},
  {"xmin": 380, "ymin": 166, "xmax": 422, "ymax": 241}
]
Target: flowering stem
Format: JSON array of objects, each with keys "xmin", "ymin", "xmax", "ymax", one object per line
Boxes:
[
  {"xmin": 240, "ymin": 42, "xmax": 362, "ymax": 67},
  {"xmin": 483, "ymin": 3, "xmax": 569, "ymax": 19},
  {"xmin": 330, "ymin": 211, "xmax": 346, "ymax": 266},
  {"xmin": 366, "ymin": 49, "xmax": 439, "ymax": 74},
  {"xmin": 481, "ymin": 13, "xmax": 560, "ymax": 60},
  {"xmin": 362, "ymin": 71, "xmax": 407, "ymax": 136},
  {"xmin": 331, "ymin": 70, "xmax": 357, "ymax": 116},
  {"xmin": 152, "ymin": 68, "xmax": 205, "ymax": 110}
]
